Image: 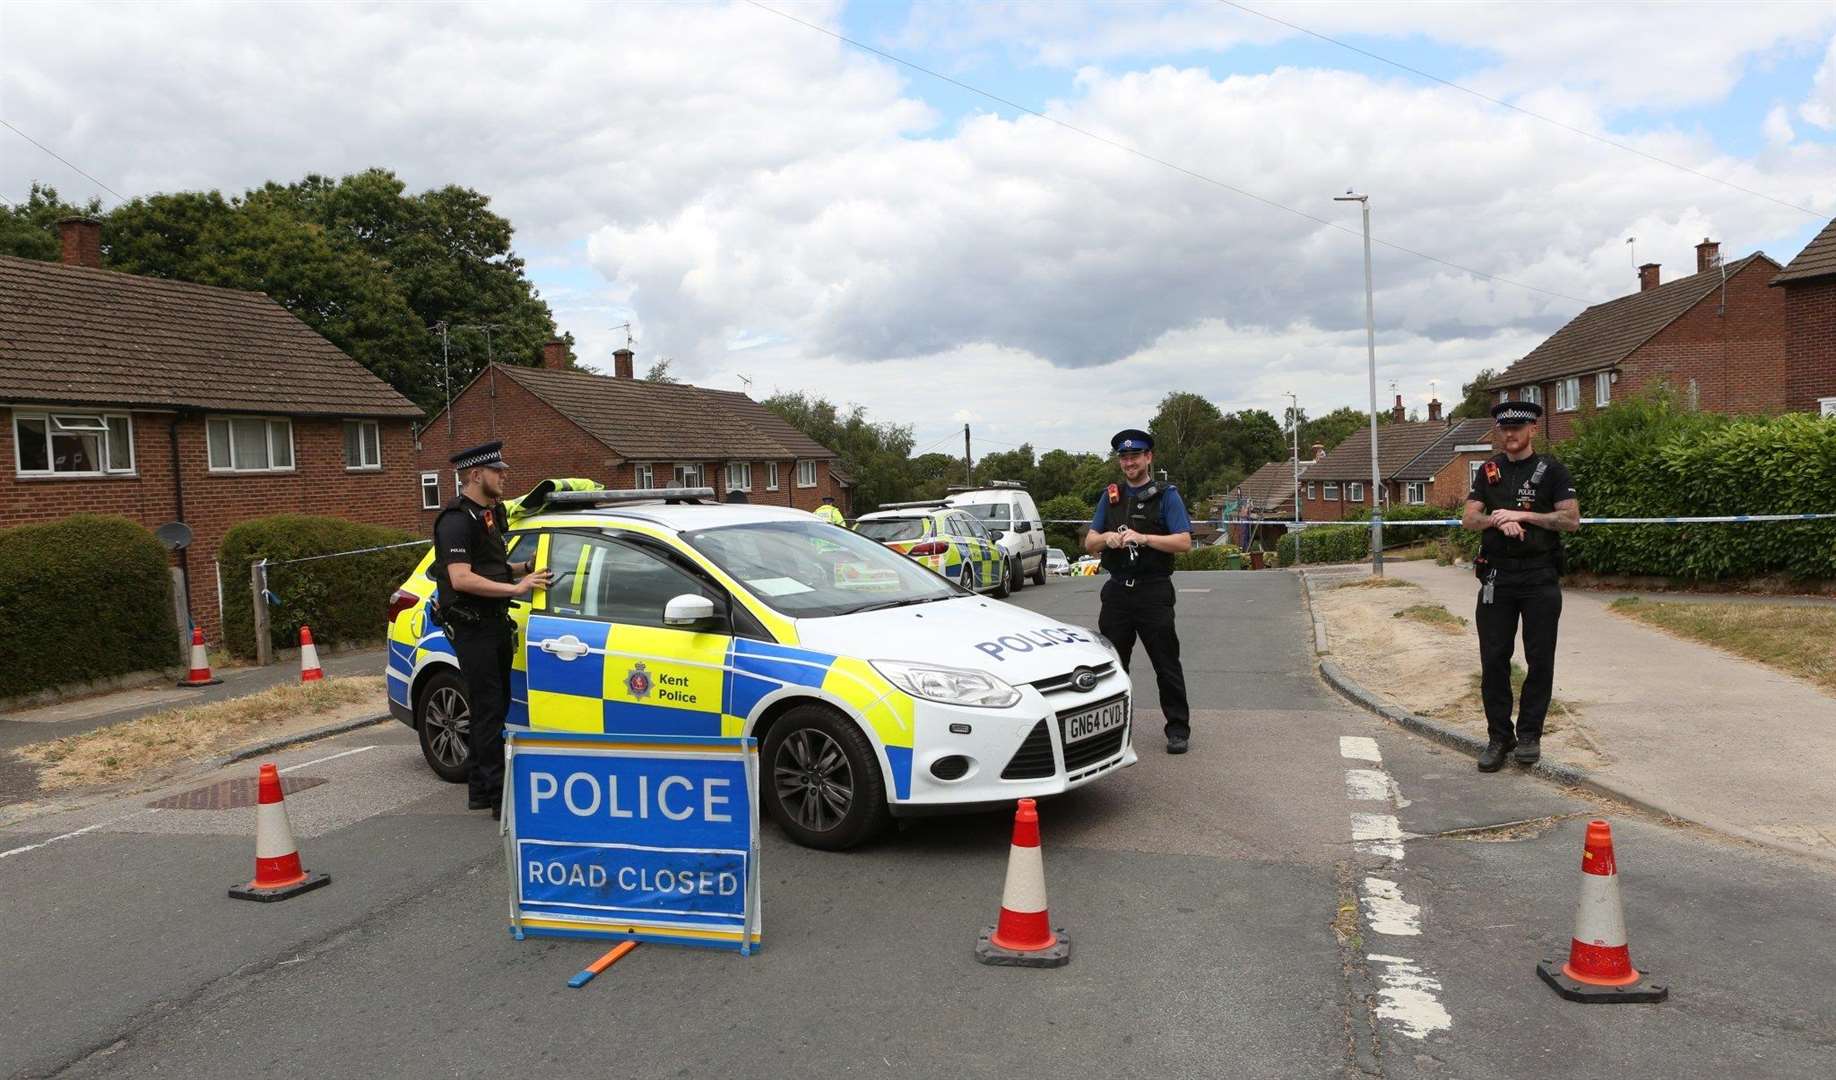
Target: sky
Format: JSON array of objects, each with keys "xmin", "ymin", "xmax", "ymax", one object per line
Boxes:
[{"xmin": 3, "ymin": 0, "xmax": 1833, "ymax": 457}]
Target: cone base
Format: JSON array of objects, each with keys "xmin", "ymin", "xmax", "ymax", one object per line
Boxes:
[
  {"xmin": 177, "ymin": 676, "xmax": 223, "ymax": 688},
  {"xmin": 976, "ymin": 925, "xmax": 1071, "ymax": 968},
  {"xmin": 1537, "ymin": 959, "xmax": 1668, "ymax": 1003},
  {"xmin": 229, "ymin": 869, "xmax": 331, "ymax": 903}
]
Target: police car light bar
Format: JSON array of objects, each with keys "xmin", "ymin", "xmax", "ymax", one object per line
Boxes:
[
  {"xmin": 875, "ymin": 499, "xmax": 949, "ymax": 511},
  {"xmin": 945, "ymin": 480, "xmax": 1026, "ymax": 492},
  {"xmin": 543, "ymin": 487, "xmax": 719, "ymax": 507}
]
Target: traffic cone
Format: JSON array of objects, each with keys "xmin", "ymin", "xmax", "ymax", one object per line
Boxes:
[
  {"xmin": 1537, "ymin": 820, "xmax": 1668, "ymax": 1003},
  {"xmin": 975, "ymin": 798, "xmax": 1071, "ymax": 967},
  {"xmin": 299, "ymin": 625, "xmax": 324, "ymax": 683},
  {"xmin": 177, "ymin": 627, "xmax": 223, "ymax": 687},
  {"xmin": 229, "ymin": 763, "xmax": 330, "ymax": 902}
]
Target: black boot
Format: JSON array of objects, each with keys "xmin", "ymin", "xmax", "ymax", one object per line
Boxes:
[
  {"xmin": 1513, "ymin": 738, "xmax": 1541, "ymax": 765},
  {"xmin": 1477, "ymin": 739, "xmax": 1515, "ymax": 772}
]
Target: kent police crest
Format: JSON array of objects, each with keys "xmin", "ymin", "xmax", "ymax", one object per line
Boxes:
[{"xmin": 624, "ymin": 662, "xmax": 653, "ymax": 700}]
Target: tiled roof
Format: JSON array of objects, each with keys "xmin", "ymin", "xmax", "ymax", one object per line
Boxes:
[
  {"xmin": 1307, "ymin": 420, "xmax": 1455, "ymax": 482},
  {"xmin": 1233, "ymin": 459, "xmax": 1307, "ymax": 513},
  {"xmin": 0, "ymin": 255, "xmax": 421, "ymax": 418},
  {"xmin": 1393, "ymin": 417, "xmax": 1497, "ymax": 481},
  {"xmin": 1489, "ymin": 253, "xmax": 1779, "ymax": 389},
  {"xmin": 1772, "ymin": 217, "xmax": 1836, "ymax": 286},
  {"xmin": 492, "ymin": 365, "xmax": 839, "ymax": 461}
]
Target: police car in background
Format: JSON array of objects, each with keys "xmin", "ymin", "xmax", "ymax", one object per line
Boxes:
[
  {"xmin": 854, "ymin": 500, "xmax": 1011, "ymax": 597},
  {"xmin": 386, "ymin": 485, "xmax": 1135, "ymax": 850},
  {"xmin": 946, "ymin": 482, "xmax": 1049, "ymax": 593}
]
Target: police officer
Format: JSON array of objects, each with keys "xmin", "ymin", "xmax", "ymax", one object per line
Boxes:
[
  {"xmin": 432, "ymin": 441, "xmax": 551, "ymax": 817},
  {"xmin": 814, "ymin": 494, "xmax": 846, "ymax": 526},
  {"xmin": 1462, "ymin": 401, "xmax": 1580, "ymax": 772},
  {"xmin": 1084, "ymin": 429, "xmax": 1194, "ymax": 754}
]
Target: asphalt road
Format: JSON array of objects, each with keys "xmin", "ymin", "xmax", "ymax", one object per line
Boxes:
[{"xmin": 2, "ymin": 572, "xmax": 1831, "ymax": 1079}]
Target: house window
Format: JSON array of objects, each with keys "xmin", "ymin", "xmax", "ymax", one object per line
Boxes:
[
  {"xmin": 1323, "ymin": 482, "xmax": 1340, "ymax": 501},
  {"xmin": 797, "ymin": 459, "xmax": 817, "ymax": 487},
  {"xmin": 1821, "ymin": 397, "xmax": 1836, "ymax": 419},
  {"xmin": 1348, "ymin": 482, "xmax": 1364, "ymax": 503},
  {"xmin": 344, "ymin": 420, "xmax": 382, "ymax": 470},
  {"xmin": 673, "ymin": 463, "xmax": 703, "ymax": 488},
  {"xmin": 207, "ymin": 417, "xmax": 293, "ymax": 472},
  {"xmin": 1557, "ymin": 377, "xmax": 1579, "ymax": 412},
  {"xmin": 1522, "ymin": 385, "xmax": 1542, "ymax": 406},
  {"xmin": 634, "ymin": 464, "xmax": 654, "ymax": 489},
  {"xmin": 1469, "ymin": 460, "xmax": 1484, "ymax": 491},
  {"xmin": 1596, "ymin": 372, "xmax": 1612, "ymax": 407},
  {"xmin": 1306, "ymin": 482, "xmax": 1316, "ymax": 499},
  {"xmin": 1496, "ymin": 390, "xmax": 1507, "ymax": 405},
  {"xmin": 726, "ymin": 461, "xmax": 751, "ymax": 491},
  {"xmin": 1406, "ymin": 482, "xmax": 1426, "ymax": 505},
  {"xmin": 420, "ymin": 471, "xmax": 441, "ymax": 510},
  {"xmin": 767, "ymin": 462, "xmax": 780, "ymax": 490},
  {"xmin": 12, "ymin": 411, "xmax": 135, "ymax": 476}
]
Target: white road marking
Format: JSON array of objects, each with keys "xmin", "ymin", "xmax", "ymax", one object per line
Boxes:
[
  {"xmin": 1359, "ymin": 878, "xmax": 1422, "ymax": 936},
  {"xmin": 1344, "ymin": 768, "xmax": 1392, "ymax": 802},
  {"xmin": 279, "ymin": 745, "xmax": 377, "ymax": 774},
  {"xmin": 0, "ymin": 809, "xmax": 157, "ymax": 861},
  {"xmin": 1366, "ymin": 954, "xmax": 1455, "ymax": 1039},
  {"xmin": 1339, "ymin": 736, "xmax": 1382, "ymax": 763},
  {"xmin": 1351, "ymin": 813, "xmax": 1406, "ymax": 860}
]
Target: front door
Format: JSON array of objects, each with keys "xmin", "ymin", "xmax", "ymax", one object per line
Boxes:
[{"xmin": 524, "ymin": 530, "xmax": 734, "ymax": 737}]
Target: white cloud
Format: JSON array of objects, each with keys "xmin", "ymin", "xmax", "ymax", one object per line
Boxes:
[
  {"xmin": 1802, "ymin": 37, "xmax": 1836, "ymax": 129},
  {"xmin": 1765, "ymin": 104, "xmax": 1797, "ymax": 145}
]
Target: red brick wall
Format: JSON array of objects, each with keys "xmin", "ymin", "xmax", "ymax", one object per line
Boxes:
[
  {"xmin": 1618, "ymin": 260, "xmax": 1786, "ymax": 420},
  {"xmin": 2, "ymin": 407, "xmax": 420, "ymax": 642},
  {"xmin": 1300, "ymin": 479, "xmax": 1376, "ymax": 521},
  {"xmin": 1782, "ymin": 277, "xmax": 1836, "ymax": 414}
]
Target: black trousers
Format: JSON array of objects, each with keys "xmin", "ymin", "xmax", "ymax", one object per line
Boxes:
[
  {"xmin": 1098, "ymin": 577, "xmax": 1191, "ymax": 740},
  {"xmin": 452, "ymin": 618, "xmax": 514, "ymax": 803},
  {"xmin": 1474, "ymin": 569, "xmax": 1563, "ymax": 745}
]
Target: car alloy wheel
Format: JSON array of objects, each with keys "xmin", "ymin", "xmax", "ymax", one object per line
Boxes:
[
  {"xmin": 774, "ymin": 728, "xmax": 855, "ymax": 834},
  {"xmin": 416, "ymin": 670, "xmax": 473, "ymax": 783}
]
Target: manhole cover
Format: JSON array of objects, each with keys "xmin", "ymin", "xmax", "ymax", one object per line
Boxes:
[{"xmin": 148, "ymin": 775, "xmax": 328, "ymax": 810}]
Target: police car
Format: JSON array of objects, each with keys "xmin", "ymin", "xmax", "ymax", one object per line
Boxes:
[
  {"xmin": 853, "ymin": 500, "xmax": 1010, "ymax": 597},
  {"xmin": 386, "ymin": 485, "xmax": 1135, "ymax": 850}
]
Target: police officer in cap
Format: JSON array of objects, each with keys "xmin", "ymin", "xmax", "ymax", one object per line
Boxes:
[
  {"xmin": 814, "ymin": 494, "xmax": 846, "ymax": 526},
  {"xmin": 432, "ymin": 441, "xmax": 551, "ymax": 816},
  {"xmin": 1461, "ymin": 401, "xmax": 1579, "ymax": 772},
  {"xmin": 1084, "ymin": 429, "xmax": 1194, "ymax": 753}
]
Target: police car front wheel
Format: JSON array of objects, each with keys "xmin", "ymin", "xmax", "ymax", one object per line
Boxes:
[
  {"xmin": 416, "ymin": 669, "xmax": 472, "ymax": 783},
  {"xmin": 762, "ymin": 705, "xmax": 889, "ymax": 850}
]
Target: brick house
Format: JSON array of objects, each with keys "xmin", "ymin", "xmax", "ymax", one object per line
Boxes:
[
  {"xmin": 413, "ymin": 345, "xmax": 846, "ymax": 520},
  {"xmin": 1298, "ymin": 397, "xmax": 1497, "ymax": 520},
  {"xmin": 0, "ymin": 219, "xmax": 425, "ymax": 640},
  {"xmin": 1770, "ymin": 217, "xmax": 1836, "ymax": 417},
  {"xmin": 1486, "ymin": 241, "xmax": 1786, "ymax": 440}
]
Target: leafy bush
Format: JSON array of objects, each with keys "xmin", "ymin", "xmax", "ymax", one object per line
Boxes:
[
  {"xmin": 1040, "ymin": 493, "xmax": 1091, "ymax": 556},
  {"xmin": 1175, "ymin": 544, "xmax": 1240, "ymax": 571},
  {"xmin": 0, "ymin": 515, "xmax": 176, "ymax": 698},
  {"xmin": 220, "ymin": 515, "xmax": 426, "ymax": 658}
]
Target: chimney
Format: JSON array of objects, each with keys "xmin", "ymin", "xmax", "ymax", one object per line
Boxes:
[
  {"xmin": 1427, "ymin": 397, "xmax": 1442, "ymax": 422},
  {"xmin": 1638, "ymin": 262, "xmax": 1661, "ymax": 292},
  {"xmin": 1695, "ymin": 238, "xmax": 1720, "ymax": 274},
  {"xmin": 58, "ymin": 217, "xmax": 103, "ymax": 269},
  {"xmin": 1391, "ymin": 393, "xmax": 1406, "ymax": 424},
  {"xmin": 1311, "ymin": 443, "xmax": 1326, "ymax": 462},
  {"xmin": 613, "ymin": 348, "xmax": 635, "ymax": 380},
  {"xmin": 541, "ymin": 339, "xmax": 568, "ymax": 371}
]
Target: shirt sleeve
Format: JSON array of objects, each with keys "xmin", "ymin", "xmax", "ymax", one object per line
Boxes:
[
  {"xmin": 1466, "ymin": 463, "xmax": 1487, "ymax": 503},
  {"xmin": 1162, "ymin": 489, "xmax": 1193, "ymax": 533},
  {"xmin": 1089, "ymin": 498, "xmax": 1107, "ymax": 533},
  {"xmin": 434, "ymin": 510, "xmax": 474, "ymax": 565},
  {"xmin": 1548, "ymin": 459, "xmax": 1578, "ymax": 501}
]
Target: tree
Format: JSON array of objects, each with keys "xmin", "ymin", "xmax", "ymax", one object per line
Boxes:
[
  {"xmin": 1298, "ymin": 405, "xmax": 1389, "ymax": 457},
  {"xmin": 1039, "ymin": 494, "xmax": 1091, "ymax": 555},
  {"xmin": 643, "ymin": 358, "xmax": 680, "ymax": 383},
  {"xmin": 1035, "ymin": 448, "xmax": 1102, "ymax": 504},
  {"xmin": 909, "ymin": 452, "xmax": 965, "ymax": 500},
  {"xmin": 973, "ymin": 444, "xmax": 1036, "ymax": 490},
  {"xmin": 0, "ymin": 182, "xmax": 102, "ymax": 260},
  {"xmin": 1148, "ymin": 392, "xmax": 1228, "ymax": 496},
  {"xmin": 1218, "ymin": 409, "xmax": 1287, "ymax": 480},
  {"xmin": 764, "ymin": 392, "xmax": 916, "ymax": 514},
  {"xmin": 1451, "ymin": 368, "xmax": 1502, "ymax": 420}
]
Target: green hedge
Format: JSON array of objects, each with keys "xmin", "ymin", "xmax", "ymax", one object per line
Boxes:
[
  {"xmin": 221, "ymin": 515, "xmax": 426, "ymax": 658},
  {"xmin": 0, "ymin": 515, "xmax": 176, "ymax": 698},
  {"xmin": 1174, "ymin": 544, "xmax": 1240, "ymax": 571},
  {"xmin": 1277, "ymin": 505, "xmax": 1475, "ymax": 566}
]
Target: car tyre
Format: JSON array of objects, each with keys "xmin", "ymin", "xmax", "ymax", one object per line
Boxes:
[
  {"xmin": 1007, "ymin": 553, "xmax": 1024, "ymax": 593},
  {"xmin": 987, "ymin": 558, "xmax": 1009, "ymax": 598},
  {"xmin": 416, "ymin": 668, "xmax": 473, "ymax": 783},
  {"xmin": 1030, "ymin": 551, "xmax": 1048, "ymax": 586},
  {"xmin": 762, "ymin": 705, "xmax": 889, "ymax": 851}
]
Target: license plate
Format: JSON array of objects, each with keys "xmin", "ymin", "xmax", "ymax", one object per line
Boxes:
[{"xmin": 1063, "ymin": 698, "xmax": 1127, "ymax": 744}]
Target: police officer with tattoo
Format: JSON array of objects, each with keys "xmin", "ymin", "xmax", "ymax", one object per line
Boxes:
[
  {"xmin": 432, "ymin": 441, "xmax": 551, "ymax": 817},
  {"xmin": 1461, "ymin": 401, "xmax": 1580, "ymax": 772},
  {"xmin": 1084, "ymin": 429, "xmax": 1195, "ymax": 754}
]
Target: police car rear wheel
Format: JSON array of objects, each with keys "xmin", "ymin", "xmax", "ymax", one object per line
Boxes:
[
  {"xmin": 989, "ymin": 558, "xmax": 1009, "ymax": 598},
  {"xmin": 417, "ymin": 670, "xmax": 472, "ymax": 783},
  {"xmin": 763, "ymin": 706, "xmax": 887, "ymax": 850}
]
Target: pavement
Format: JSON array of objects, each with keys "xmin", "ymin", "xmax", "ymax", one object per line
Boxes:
[
  {"xmin": 1362, "ymin": 560, "xmax": 1836, "ymax": 856},
  {"xmin": 1, "ymin": 573, "xmax": 1832, "ymax": 1079}
]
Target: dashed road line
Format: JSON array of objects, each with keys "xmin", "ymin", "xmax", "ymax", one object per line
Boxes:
[
  {"xmin": 279, "ymin": 745, "xmax": 377, "ymax": 774},
  {"xmin": 0, "ymin": 809, "xmax": 158, "ymax": 861}
]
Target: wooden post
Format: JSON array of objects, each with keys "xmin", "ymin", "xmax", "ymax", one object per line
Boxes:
[
  {"xmin": 251, "ymin": 559, "xmax": 273, "ymax": 667},
  {"xmin": 170, "ymin": 567, "xmax": 191, "ymax": 664}
]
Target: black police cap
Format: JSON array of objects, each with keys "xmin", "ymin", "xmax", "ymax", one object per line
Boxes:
[
  {"xmin": 1490, "ymin": 400, "xmax": 1544, "ymax": 426},
  {"xmin": 450, "ymin": 440, "xmax": 509, "ymax": 469},
  {"xmin": 1111, "ymin": 429, "xmax": 1154, "ymax": 453}
]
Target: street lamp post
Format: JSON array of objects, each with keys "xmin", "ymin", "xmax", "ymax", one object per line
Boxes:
[
  {"xmin": 1285, "ymin": 390, "xmax": 1301, "ymax": 562},
  {"xmin": 1335, "ymin": 192, "xmax": 1383, "ymax": 577}
]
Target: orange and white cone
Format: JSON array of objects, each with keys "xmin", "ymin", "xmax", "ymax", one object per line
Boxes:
[
  {"xmin": 176, "ymin": 627, "xmax": 222, "ymax": 687},
  {"xmin": 1537, "ymin": 820, "xmax": 1668, "ymax": 1002},
  {"xmin": 299, "ymin": 625, "xmax": 324, "ymax": 683},
  {"xmin": 976, "ymin": 798, "xmax": 1071, "ymax": 967},
  {"xmin": 228, "ymin": 763, "xmax": 330, "ymax": 902}
]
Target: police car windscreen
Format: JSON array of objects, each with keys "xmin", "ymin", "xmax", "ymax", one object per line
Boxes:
[
  {"xmin": 959, "ymin": 503, "xmax": 1010, "ymax": 524},
  {"xmin": 684, "ymin": 521, "xmax": 956, "ymax": 618},
  {"xmin": 855, "ymin": 518, "xmax": 925, "ymax": 543}
]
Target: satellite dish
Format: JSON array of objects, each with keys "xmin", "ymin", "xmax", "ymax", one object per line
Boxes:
[{"xmin": 154, "ymin": 521, "xmax": 193, "ymax": 551}]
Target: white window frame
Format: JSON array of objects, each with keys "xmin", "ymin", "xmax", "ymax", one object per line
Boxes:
[
  {"xmin": 1306, "ymin": 481, "xmax": 1316, "ymax": 499},
  {"xmin": 1323, "ymin": 482, "xmax": 1340, "ymax": 501},
  {"xmin": 1596, "ymin": 371, "xmax": 1612, "ymax": 407},
  {"xmin": 1405, "ymin": 481, "xmax": 1426, "ymax": 505},
  {"xmin": 11, "ymin": 409, "xmax": 136, "ymax": 477},
  {"xmin": 1820, "ymin": 397, "xmax": 1836, "ymax": 418},
  {"xmin": 1348, "ymin": 482, "xmax": 1365, "ymax": 503},
  {"xmin": 767, "ymin": 462, "xmax": 780, "ymax": 490},
  {"xmin": 1556, "ymin": 377, "xmax": 1579, "ymax": 413},
  {"xmin": 634, "ymin": 463, "xmax": 655, "ymax": 489},
  {"xmin": 726, "ymin": 461, "xmax": 751, "ymax": 491},
  {"xmin": 1496, "ymin": 390, "xmax": 1508, "ymax": 405},
  {"xmin": 344, "ymin": 419, "xmax": 382, "ymax": 470},
  {"xmin": 419, "ymin": 471, "xmax": 441, "ymax": 510},
  {"xmin": 1469, "ymin": 460, "xmax": 1484, "ymax": 490},
  {"xmin": 797, "ymin": 459, "xmax": 817, "ymax": 488},
  {"xmin": 673, "ymin": 463, "xmax": 703, "ymax": 488},
  {"xmin": 1522, "ymin": 385, "xmax": 1542, "ymax": 406},
  {"xmin": 206, "ymin": 416, "xmax": 295, "ymax": 473}
]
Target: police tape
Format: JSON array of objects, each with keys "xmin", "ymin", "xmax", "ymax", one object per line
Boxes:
[
  {"xmin": 1045, "ymin": 514, "xmax": 1836, "ymax": 528},
  {"xmin": 262, "ymin": 539, "xmax": 432, "ymax": 567}
]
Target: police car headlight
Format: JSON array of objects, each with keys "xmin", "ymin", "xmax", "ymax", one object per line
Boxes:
[{"xmin": 871, "ymin": 660, "xmax": 1022, "ymax": 709}]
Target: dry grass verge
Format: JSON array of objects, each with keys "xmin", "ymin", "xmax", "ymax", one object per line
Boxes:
[
  {"xmin": 1334, "ymin": 576, "xmax": 1417, "ymax": 590},
  {"xmin": 1394, "ymin": 604, "xmax": 1466, "ymax": 631},
  {"xmin": 1609, "ymin": 598, "xmax": 1836, "ymax": 695},
  {"xmin": 19, "ymin": 677, "xmax": 384, "ymax": 791}
]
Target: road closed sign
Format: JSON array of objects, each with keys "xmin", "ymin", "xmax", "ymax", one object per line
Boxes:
[{"xmin": 504, "ymin": 731, "xmax": 761, "ymax": 954}]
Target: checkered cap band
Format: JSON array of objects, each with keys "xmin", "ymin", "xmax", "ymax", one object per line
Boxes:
[
  {"xmin": 451, "ymin": 445, "xmax": 506, "ymax": 469},
  {"xmin": 1495, "ymin": 408, "xmax": 1538, "ymax": 425}
]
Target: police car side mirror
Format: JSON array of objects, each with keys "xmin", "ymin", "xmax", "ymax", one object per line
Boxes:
[{"xmin": 664, "ymin": 593, "xmax": 718, "ymax": 627}]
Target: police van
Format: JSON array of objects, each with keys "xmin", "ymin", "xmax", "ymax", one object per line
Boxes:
[{"xmin": 387, "ymin": 485, "xmax": 1134, "ymax": 850}]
